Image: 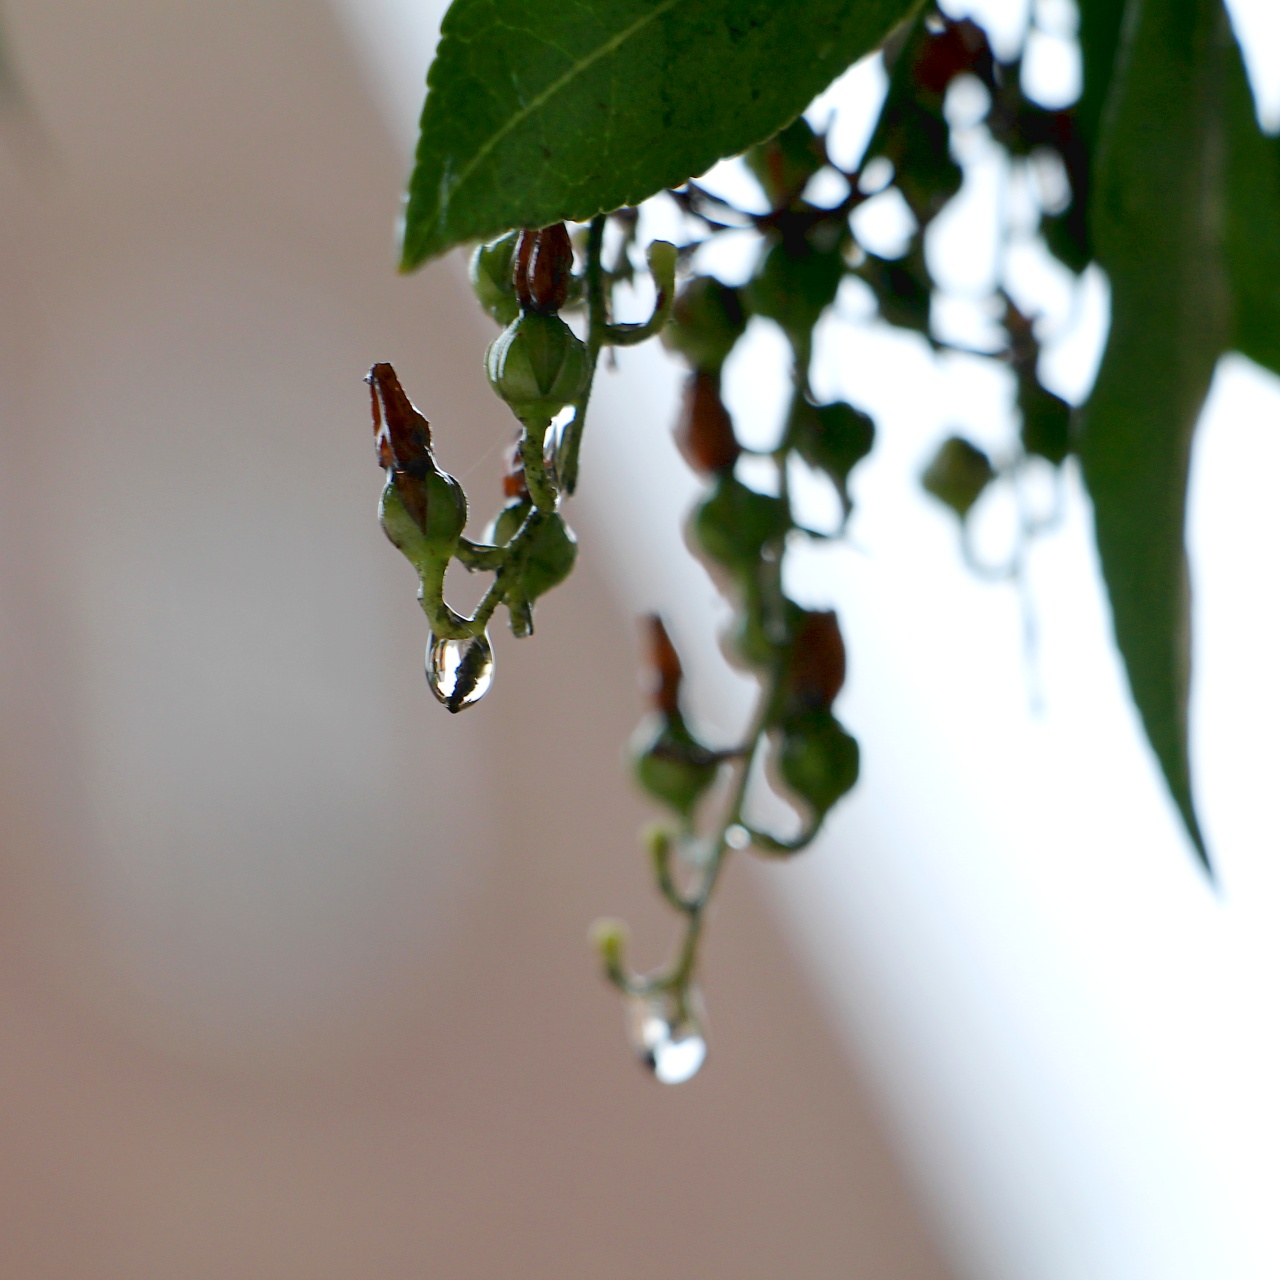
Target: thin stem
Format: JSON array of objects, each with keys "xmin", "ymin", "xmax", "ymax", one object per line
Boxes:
[
  {"xmin": 664, "ymin": 664, "xmax": 779, "ymax": 991},
  {"xmin": 556, "ymin": 214, "xmax": 607, "ymax": 494}
]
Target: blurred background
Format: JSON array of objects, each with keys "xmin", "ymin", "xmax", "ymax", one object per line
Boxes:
[{"xmin": 0, "ymin": 0, "xmax": 1277, "ymax": 1277}]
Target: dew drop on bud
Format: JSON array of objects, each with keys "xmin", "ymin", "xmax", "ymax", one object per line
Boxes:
[
  {"xmin": 626, "ymin": 988, "xmax": 707, "ymax": 1085},
  {"xmin": 426, "ymin": 632, "xmax": 494, "ymax": 712}
]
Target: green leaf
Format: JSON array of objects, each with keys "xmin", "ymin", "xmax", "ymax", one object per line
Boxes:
[
  {"xmin": 1038, "ymin": 0, "xmax": 1125, "ymax": 273},
  {"xmin": 1223, "ymin": 27, "xmax": 1280, "ymax": 376},
  {"xmin": 401, "ymin": 0, "xmax": 922, "ymax": 269},
  {"xmin": 1078, "ymin": 0, "xmax": 1246, "ymax": 871}
]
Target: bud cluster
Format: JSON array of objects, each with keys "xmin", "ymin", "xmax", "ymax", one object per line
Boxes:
[{"xmin": 368, "ymin": 2, "xmax": 1084, "ymax": 1082}]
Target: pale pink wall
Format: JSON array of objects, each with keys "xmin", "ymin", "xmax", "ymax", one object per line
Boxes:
[{"xmin": 0, "ymin": 2, "xmax": 954, "ymax": 1276}]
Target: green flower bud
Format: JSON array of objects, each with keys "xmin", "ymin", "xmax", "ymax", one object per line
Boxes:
[
  {"xmin": 662, "ymin": 276, "xmax": 748, "ymax": 371},
  {"xmin": 489, "ymin": 502, "xmax": 578, "ymax": 601},
  {"xmin": 776, "ymin": 708, "xmax": 860, "ymax": 818},
  {"xmin": 486, "ymin": 311, "xmax": 589, "ymax": 421},
  {"xmin": 521, "ymin": 509, "xmax": 578, "ymax": 600},
  {"xmin": 379, "ymin": 467, "xmax": 467, "ymax": 569},
  {"xmin": 366, "ymin": 363, "xmax": 467, "ymax": 564},
  {"xmin": 691, "ymin": 473, "xmax": 791, "ymax": 575},
  {"xmin": 470, "ymin": 232, "xmax": 520, "ymax": 326},
  {"xmin": 921, "ymin": 435, "xmax": 995, "ymax": 518},
  {"xmin": 632, "ymin": 718, "xmax": 719, "ymax": 818}
]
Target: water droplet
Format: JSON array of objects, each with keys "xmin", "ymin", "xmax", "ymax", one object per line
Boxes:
[
  {"xmin": 426, "ymin": 632, "xmax": 494, "ymax": 712},
  {"xmin": 725, "ymin": 823, "xmax": 751, "ymax": 850},
  {"xmin": 627, "ymin": 987, "xmax": 707, "ymax": 1084}
]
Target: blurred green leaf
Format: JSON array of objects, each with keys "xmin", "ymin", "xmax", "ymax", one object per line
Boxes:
[
  {"xmin": 1223, "ymin": 28, "xmax": 1280, "ymax": 376},
  {"xmin": 1078, "ymin": 0, "xmax": 1252, "ymax": 871},
  {"xmin": 402, "ymin": 0, "xmax": 922, "ymax": 269}
]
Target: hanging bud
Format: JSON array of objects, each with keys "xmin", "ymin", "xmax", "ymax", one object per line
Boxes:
[
  {"xmin": 514, "ymin": 223, "xmax": 574, "ymax": 315},
  {"xmin": 633, "ymin": 616, "xmax": 718, "ymax": 816},
  {"xmin": 486, "ymin": 311, "xmax": 589, "ymax": 421},
  {"xmin": 776, "ymin": 709, "xmax": 860, "ymax": 819},
  {"xmin": 367, "ymin": 361, "xmax": 431, "ymax": 474},
  {"xmin": 470, "ymin": 232, "xmax": 520, "ymax": 326},
  {"xmin": 691, "ymin": 473, "xmax": 791, "ymax": 577},
  {"xmin": 782, "ymin": 610, "xmax": 846, "ymax": 714},
  {"xmin": 502, "ymin": 439, "xmax": 529, "ymax": 499},
  {"xmin": 675, "ymin": 370, "xmax": 741, "ymax": 475},
  {"xmin": 365, "ymin": 363, "xmax": 467, "ymax": 560},
  {"xmin": 645, "ymin": 615, "xmax": 684, "ymax": 719},
  {"xmin": 921, "ymin": 434, "xmax": 995, "ymax": 519}
]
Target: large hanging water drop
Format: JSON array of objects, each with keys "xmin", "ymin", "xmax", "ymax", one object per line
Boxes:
[
  {"xmin": 426, "ymin": 632, "xmax": 494, "ymax": 712},
  {"xmin": 626, "ymin": 987, "xmax": 707, "ymax": 1084}
]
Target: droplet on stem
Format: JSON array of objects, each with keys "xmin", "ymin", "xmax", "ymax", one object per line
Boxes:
[
  {"xmin": 626, "ymin": 987, "xmax": 707, "ymax": 1084},
  {"xmin": 426, "ymin": 632, "xmax": 494, "ymax": 712}
]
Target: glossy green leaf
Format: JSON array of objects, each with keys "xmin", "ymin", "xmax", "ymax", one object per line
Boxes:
[
  {"xmin": 402, "ymin": 0, "xmax": 922, "ymax": 268},
  {"xmin": 1078, "ymin": 0, "xmax": 1244, "ymax": 870}
]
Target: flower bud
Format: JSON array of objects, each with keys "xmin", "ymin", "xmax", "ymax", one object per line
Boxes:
[
  {"xmin": 366, "ymin": 361, "xmax": 431, "ymax": 473},
  {"xmin": 776, "ymin": 708, "xmax": 860, "ymax": 818},
  {"xmin": 921, "ymin": 435, "xmax": 994, "ymax": 518},
  {"xmin": 514, "ymin": 223, "xmax": 574, "ymax": 315},
  {"xmin": 675, "ymin": 370, "xmax": 740, "ymax": 475},
  {"xmin": 691, "ymin": 473, "xmax": 791, "ymax": 575},
  {"xmin": 486, "ymin": 311, "xmax": 589, "ymax": 421},
  {"xmin": 644, "ymin": 615, "xmax": 684, "ymax": 719},
  {"xmin": 782, "ymin": 610, "xmax": 846, "ymax": 713},
  {"xmin": 365, "ymin": 363, "xmax": 466, "ymax": 559},
  {"xmin": 470, "ymin": 232, "xmax": 520, "ymax": 326},
  {"xmin": 633, "ymin": 719, "xmax": 718, "ymax": 818}
]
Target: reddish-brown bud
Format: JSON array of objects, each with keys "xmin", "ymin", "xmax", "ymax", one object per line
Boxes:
[
  {"xmin": 513, "ymin": 223, "xmax": 574, "ymax": 314},
  {"xmin": 784, "ymin": 611, "xmax": 846, "ymax": 712},
  {"xmin": 675, "ymin": 370, "xmax": 741, "ymax": 475},
  {"xmin": 502, "ymin": 440, "xmax": 529, "ymax": 500},
  {"xmin": 644, "ymin": 615, "xmax": 684, "ymax": 720},
  {"xmin": 366, "ymin": 362, "xmax": 432, "ymax": 474},
  {"xmin": 913, "ymin": 18, "xmax": 991, "ymax": 97}
]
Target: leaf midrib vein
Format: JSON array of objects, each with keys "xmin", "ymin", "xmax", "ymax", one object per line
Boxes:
[{"xmin": 437, "ymin": 0, "xmax": 683, "ymax": 226}]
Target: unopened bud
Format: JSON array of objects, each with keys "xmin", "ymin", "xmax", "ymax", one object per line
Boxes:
[
  {"xmin": 366, "ymin": 362, "xmax": 432, "ymax": 473},
  {"xmin": 514, "ymin": 223, "xmax": 574, "ymax": 314},
  {"xmin": 645, "ymin": 615, "xmax": 684, "ymax": 719},
  {"xmin": 502, "ymin": 440, "xmax": 529, "ymax": 499},
  {"xmin": 676, "ymin": 370, "xmax": 741, "ymax": 475},
  {"xmin": 590, "ymin": 917, "xmax": 629, "ymax": 987},
  {"xmin": 470, "ymin": 233, "xmax": 520, "ymax": 326},
  {"xmin": 921, "ymin": 435, "xmax": 994, "ymax": 518},
  {"xmin": 783, "ymin": 610, "xmax": 846, "ymax": 712},
  {"xmin": 485, "ymin": 311, "xmax": 589, "ymax": 420}
]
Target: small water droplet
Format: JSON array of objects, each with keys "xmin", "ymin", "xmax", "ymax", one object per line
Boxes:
[
  {"xmin": 627, "ymin": 987, "xmax": 707, "ymax": 1084},
  {"xmin": 426, "ymin": 632, "xmax": 494, "ymax": 712},
  {"xmin": 725, "ymin": 823, "xmax": 751, "ymax": 849}
]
